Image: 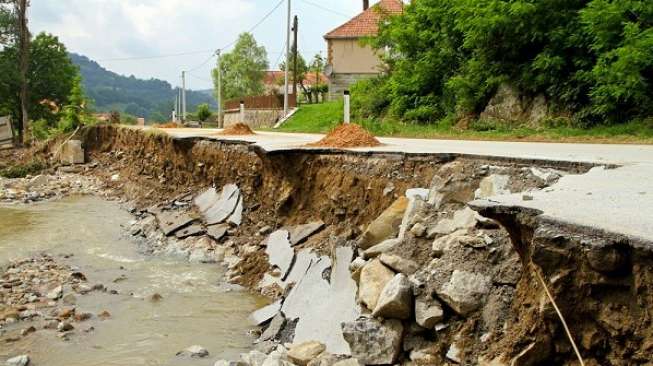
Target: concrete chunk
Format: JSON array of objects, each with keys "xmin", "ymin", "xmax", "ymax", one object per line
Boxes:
[
  {"xmin": 249, "ymin": 300, "xmax": 282, "ymax": 325},
  {"xmin": 265, "ymin": 230, "xmax": 294, "ymax": 277},
  {"xmin": 227, "ymin": 194, "xmax": 243, "ymax": 226},
  {"xmin": 155, "ymin": 211, "xmax": 196, "ymax": 236},
  {"xmin": 175, "ymin": 224, "xmax": 205, "ymax": 239},
  {"xmin": 289, "ymin": 221, "xmax": 325, "ymax": 246},
  {"xmin": 207, "ymin": 224, "xmax": 229, "ymax": 241},
  {"xmin": 60, "ymin": 140, "xmax": 84, "ymax": 165},
  {"xmin": 203, "ymin": 184, "xmax": 240, "ymax": 225}
]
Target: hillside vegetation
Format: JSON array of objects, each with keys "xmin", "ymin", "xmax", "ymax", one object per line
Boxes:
[
  {"xmin": 71, "ymin": 53, "xmax": 216, "ymax": 121},
  {"xmin": 353, "ymin": 0, "xmax": 652, "ymax": 130}
]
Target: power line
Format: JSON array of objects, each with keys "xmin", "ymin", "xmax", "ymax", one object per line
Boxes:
[
  {"xmin": 299, "ymin": 0, "xmax": 351, "ymax": 18},
  {"xmin": 220, "ymin": 0, "xmax": 286, "ymax": 51},
  {"xmin": 98, "ymin": 49, "xmax": 214, "ymax": 62},
  {"xmin": 184, "ymin": 0, "xmax": 285, "ymax": 73}
]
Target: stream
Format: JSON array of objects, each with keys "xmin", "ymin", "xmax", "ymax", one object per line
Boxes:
[{"xmin": 0, "ymin": 195, "xmax": 266, "ymax": 366}]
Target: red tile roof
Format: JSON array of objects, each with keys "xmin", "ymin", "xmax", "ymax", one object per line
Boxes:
[
  {"xmin": 264, "ymin": 70, "xmax": 327, "ymax": 86},
  {"xmin": 324, "ymin": 0, "xmax": 404, "ymax": 39}
]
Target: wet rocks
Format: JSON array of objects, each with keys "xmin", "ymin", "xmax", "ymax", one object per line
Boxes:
[
  {"xmin": 177, "ymin": 345, "xmax": 209, "ymax": 358},
  {"xmin": 0, "ymin": 173, "xmax": 106, "ymax": 204},
  {"xmin": 287, "ymin": 341, "xmax": 326, "ymax": 366},
  {"xmin": 155, "ymin": 210, "xmax": 196, "ymax": 236},
  {"xmin": 372, "ymin": 274, "xmax": 412, "ymax": 320},
  {"xmin": 358, "ymin": 259, "xmax": 395, "ymax": 311},
  {"xmin": 5, "ymin": 355, "xmax": 30, "ymax": 366},
  {"xmin": 341, "ymin": 318, "xmax": 403, "ymax": 365},
  {"xmin": 437, "ymin": 270, "xmax": 491, "ymax": 316}
]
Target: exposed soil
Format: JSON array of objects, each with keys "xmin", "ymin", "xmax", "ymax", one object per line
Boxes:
[
  {"xmin": 217, "ymin": 123, "xmax": 256, "ymax": 136},
  {"xmin": 154, "ymin": 122, "xmax": 182, "ymax": 129},
  {"xmin": 306, "ymin": 124, "xmax": 381, "ymax": 148}
]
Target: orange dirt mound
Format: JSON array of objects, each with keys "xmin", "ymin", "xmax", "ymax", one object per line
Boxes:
[
  {"xmin": 307, "ymin": 123, "xmax": 381, "ymax": 148},
  {"xmin": 154, "ymin": 122, "xmax": 182, "ymax": 129},
  {"xmin": 217, "ymin": 123, "xmax": 256, "ymax": 136}
]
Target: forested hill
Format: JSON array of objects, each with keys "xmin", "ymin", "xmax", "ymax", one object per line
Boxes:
[{"xmin": 70, "ymin": 53, "xmax": 216, "ymax": 121}]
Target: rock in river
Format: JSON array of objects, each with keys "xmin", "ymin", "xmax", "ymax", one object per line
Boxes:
[
  {"xmin": 177, "ymin": 345, "xmax": 209, "ymax": 358},
  {"xmin": 6, "ymin": 355, "xmax": 30, "ymax": 366}
]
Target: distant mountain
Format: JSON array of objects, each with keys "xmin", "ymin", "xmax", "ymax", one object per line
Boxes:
[{"xmin": 70, "ymin": 53, "xmax": 217, "ymax": 122}]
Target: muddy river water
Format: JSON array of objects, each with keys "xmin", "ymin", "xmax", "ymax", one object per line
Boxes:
[{"xmin": 0, "ymin": 196, "xmax": 266, "ymax": 366}]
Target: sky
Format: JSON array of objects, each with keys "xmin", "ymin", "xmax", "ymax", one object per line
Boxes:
[{"xmin": 29, "ymin": 0, "xmax": 376, "ymax": 90}]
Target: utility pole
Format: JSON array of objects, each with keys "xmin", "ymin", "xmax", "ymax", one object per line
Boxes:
[
  {"xmin": 216, "ymin": 49, "xmax": 223, "ymax": 128},
  {"xmin": 16, "ymin": 0, "xmax": 29, "ymax": 144},
  {"xmin": 173, "ymin": 92, "xmax": 178, "ymax": 122},
  {"xmin": 181, "ymin": 71, "xmax": 187, "ymax": 122},
  {"xmin": 293, "ymin": 15, "xmax": 298, "ymax": 96},
  {"xmin": 283, "ymin": 0, "xmax": 291, "ymax": 117}
]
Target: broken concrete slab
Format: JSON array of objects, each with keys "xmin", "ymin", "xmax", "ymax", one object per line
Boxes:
[
  {"xmin": 372, "ymin": 273, "xmax": 413, "ymax": 320},
  {"xmin": 203, "ymin": 184, "xmax": 240, "ymax": 225},
  {"xmin": 228, "ymin": 194, "xmax": 243, "ymax": 226},
  {"xmin": 207, "ymin": 224, "xmax": 229, "ymax": 241},
  {"xmin": 282, "ymin": 246, "xmax": 359, "ymax": 355},
  {"xmin": 194, "ymin": 187, "xmax": 219, "ymax": 213},
  {"xmin": 249, "ymin": 299, "xmax": 282, "ymax": 325},
  {"xmin": 60, "ymin": 140, "xmax": 85, "ymax": 165},
  {"xmin": 155, "ymin": 210, "xmax": 197, "ymax": 236},
  {"xmin": 359, "ymin": 197, "xmax": 408, "ymax": 249},
  {"xmin": 289, "ymin": 221, "xmax": 325, "ymax": 246},
  {"xmin": 378, "ymin": 253, "xmax": 419, "ymax": 275},
  {"xmin": 265, "ymin": 230, "xmax": 294, "ymax": 278},
  {"xmin": 437, "ymin": 270, "xmax": 491, "ymax": 316},
  {"xmin": 175, "ymin": 224, "xmax": 206, "ymax": 239},
  {"xmin": 358, "ymin": 259, "xmax": 395, "ymax": 311},
  {"xmin": 341, "ymin": 318, "xmax": 403, "ymax": 365},
  {"xmin": 283, "ymin": 249, "xmax": 319, "ymax": 289},
  {"xmin": 259, "ymin": 313, "xmax": 286, "ymax": 342}
]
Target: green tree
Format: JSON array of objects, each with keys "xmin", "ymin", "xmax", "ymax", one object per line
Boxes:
[
  {"xmin": 212, "ymin": 33, "xmax": 268, "ymax": 101},
  {"xmin": 361, "ymin": 0, "xmax": 653, "ymax": 126},
  {"xmin": 0, "ymin": 32, "xmax": 79, "ymax": 130},
  {"xmin": 280, "ymin": 52, "xmax": 309, "ymax": 99},
  {"xmin": 58, "ymin": 75, "xmax": 88, "ymax": 132},
  {"xmin": 196, "ymin": 103, "xmax": 212, "ymax": 122}
]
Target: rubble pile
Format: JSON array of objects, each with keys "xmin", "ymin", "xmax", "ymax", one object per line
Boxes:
[
  {"xmin": 0, "ymin": 255, "xmax": 107, "ymax": 342},
  {"xmin": 0, "ymin": 172, "xmax": 107, "ymax": 204}
]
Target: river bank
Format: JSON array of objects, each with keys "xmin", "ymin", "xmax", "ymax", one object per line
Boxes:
[{"xmin": 2, "ymin": 125, "xmax": 652, "ymax": 365}]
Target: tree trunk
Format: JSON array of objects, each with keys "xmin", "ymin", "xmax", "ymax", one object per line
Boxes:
[{"xmin": 17, "ymin": 0, "xmax": 29, "ymax": 145}]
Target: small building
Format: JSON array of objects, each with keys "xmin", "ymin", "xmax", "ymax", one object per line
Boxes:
[{"xmin": 323, "ymin": 0, "xmax": 404, "ymax": 100}]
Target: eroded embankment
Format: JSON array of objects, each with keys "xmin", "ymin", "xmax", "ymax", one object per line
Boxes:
[{"xmin": 71, "ymin": 125, "xmax": 652, "ymax": 366}]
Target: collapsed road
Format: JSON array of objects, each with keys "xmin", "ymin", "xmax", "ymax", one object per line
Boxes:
[{"xmin": 1, "ymin": 124, "xmax": 652, "ymax": 366}]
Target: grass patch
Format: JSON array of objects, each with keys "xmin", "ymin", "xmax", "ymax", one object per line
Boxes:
[
  {"xmin": 276, "ymin": 102, "xmax": 653, "ymax": 144},
  {"xmin": 0, "ymin": 159, "xmax": 46, "ymax": 178}
]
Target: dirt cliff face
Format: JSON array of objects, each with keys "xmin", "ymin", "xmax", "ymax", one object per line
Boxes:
[
  {"xmin": 473, "ymin": 204, "xmax": 653, "ymax": 365},
  {"xmin": 74, "ymin": 125, "xmax": 651, "ymax": 365}
]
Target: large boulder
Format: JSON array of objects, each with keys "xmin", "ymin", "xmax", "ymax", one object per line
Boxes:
[
  {"xmin": 363, "ymin": 238, "xmax": 401, "ymax": 259},
  {"xmin": 341, "ymin": 318, "xmax": 403, "ymax": 365},
  {"xmin": 427, "ymin": 208, "xmax": 478, "ymax": 237},
  {"xmin": 437, "ymin": 270, "xmax": 491, "ymax": 316},
  {"xmin": 479, "ymin": 83, "xmax": 551, "ymax": 127},
  {"xmin": 359, "ymin": 197, "xmax": 408, "ymax": 249},
  {"xmin": 287, "ymin": 341, "xmax": 327, "ymax": 366},
  {"xmin": 372, "ymin": 273, "xmax": 413, "ymax": 320},
  {"xmin": 358, "ymin": 259, "xmax": 395, "ymax": 311}
]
